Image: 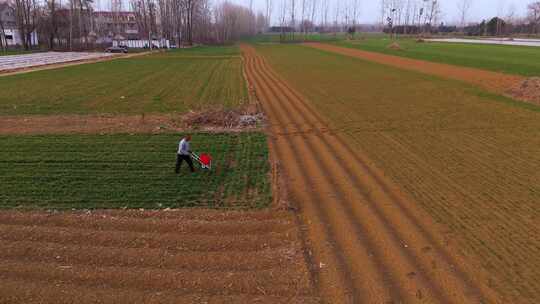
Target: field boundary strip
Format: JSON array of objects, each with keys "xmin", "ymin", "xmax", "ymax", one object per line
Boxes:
[
  {"xmin": 305, "ymin": 42, "xmax": 525, "ymax": 97},
  {"xmin": 0, "ymin": 113, "xmax": 264, "ymax": 135}
]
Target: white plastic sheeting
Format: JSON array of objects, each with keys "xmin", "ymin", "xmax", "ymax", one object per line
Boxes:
[
  {"xmin": 113, "ymin": 39, "xmax": 170, "ymax": 49},
  {"xmin": 0, "ymin": 52, "xmax": 115, "ymax": 72},
  {"xmin": 426, "ymin": 38, "xmax": 540, "ymax": 47}
]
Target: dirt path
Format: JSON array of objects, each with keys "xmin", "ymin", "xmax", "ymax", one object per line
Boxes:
[
  {"xmin": 242, "ymin": 44, "xmax": 503, "ymax": 303},
  {"xmin": 305, "ymin": 42, "xmax": 524, "ymax": 97},
  {"xmin": 0, "ymin": 114, "xmax": 180, "ymax": 135},
  {"xmin": 0, "ymin": 209, "xmax": 319, "ymax": 304},
  {"xmin": 0, "ymin": 113, "xmax": 260, "ymax": 135}
]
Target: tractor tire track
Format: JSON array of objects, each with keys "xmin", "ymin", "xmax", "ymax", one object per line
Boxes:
[{"xmin": 241, "ymin": 44, "xmax": 502, "ymax": 303}]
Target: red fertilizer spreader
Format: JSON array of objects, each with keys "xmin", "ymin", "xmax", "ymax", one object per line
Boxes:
[{"xmin": 191, "ymin": 152, "xmax": 212, "ymax": 170}]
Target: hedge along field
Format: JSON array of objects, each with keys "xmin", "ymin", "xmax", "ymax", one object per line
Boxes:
[
  {"xmin": 334, "ymin": 37, "xmax": 540, "ymax": 77},
  {"xmin": 0, "ymin": 133, "xmax": 271, "ymax": 209},
  {"xmin": 0, "ymin": 46, "xmax": 247, "ymax": 115},
  {"xmin": 255, "ymin": 43, "xmax": 540, "ymax": 303}
]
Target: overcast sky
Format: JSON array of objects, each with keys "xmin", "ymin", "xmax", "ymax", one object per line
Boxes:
[
  {"xmin": 93, "ymin": 0, "xmax": 532, "ymax": 25},
  {"xmin": 227, "ymin": 0, "xmax": 531, "ymax": 25}
]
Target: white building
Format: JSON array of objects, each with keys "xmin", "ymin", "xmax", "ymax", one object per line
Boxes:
[{"xmin": 0, "ymin": 2, "xmax": 39, "ymax": 47}]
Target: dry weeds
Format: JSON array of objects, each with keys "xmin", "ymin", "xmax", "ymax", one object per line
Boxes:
[{"xmin": 508, "ymin": 77, "xmax": 540, "ymax": 106}]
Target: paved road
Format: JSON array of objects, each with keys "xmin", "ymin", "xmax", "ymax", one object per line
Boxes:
[{"xmin": 427, "ymin": 38, "xmax": 540, "ymax": 47}]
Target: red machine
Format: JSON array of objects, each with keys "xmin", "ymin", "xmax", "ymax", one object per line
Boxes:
[{"xmin": 191, "ymin": 152, "xmax": 212, "ymax": 170}]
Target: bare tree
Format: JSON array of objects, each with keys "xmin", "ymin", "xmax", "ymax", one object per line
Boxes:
[
  {"xmin": 290, "ymin": 0, "xmax": 296, "ymax": 39},
  {"xmin": 300, "ymin": 0, "xmax": 305, "ymax": 34},
  {"xmin": 279, "ymin": 0, "xmax": 287, "ymax": 39},
  {"xmin": 14, "ymin": 0, "xmax": 38, "ymax": 50},
  {"xmin": 457, "ymin": 0, "xmax": 472, "ymax": 27},
  {"xmin": 248, "ymin": 0, "xmax": 254, "ymax": 34},
  {"xmin": 403, "ymin": 0, "xmax": 416, "ymax": 34},
  {"xmin": 131, "ymin": 0, "xmax": 155, "ymax": 47},
  {"xmin": 506, "ymin": 3, "xmax": 516, "ymax": 24},
  {"xmin": 0, "ymin": 13, "xmax": 6, "ymax": 52},
  {"xmin": 380, "ymin": 0, "xmax": 386, "ymax": 26},
  {"xmin": 47, "ymin": 0, "xmax": 58, "ymax": 49},
  {"xmin": 351, "ymin": 0, "xmax": 359, "ymax": 27},
  {"xmin": 333, "ymin": 0, "xmax": 339, "ymax": 35},
  {"xmin": 213, "ymin": 1, "xmax": 258, "ymax": 43},
  {"xmin": 265, "ymin": 0, "xmax": 273, "ymax": 30},
  {"xmin": 320, "ymin": 0, "xmax": 329, "ymax": 31},
  {"xmin": 0, "ymin": 2, "xmax": 9, "ymax": 52},
  {"xmin": 309, "ymin": 0, "xmax": 316, "ymax": 32},
  {"xmin": 423, "ymin": 0, "xmax": 440, "ymax": 31},
  {"xmin": 529, "ymin": 1, "xmax": 540, "ymax": 33}
]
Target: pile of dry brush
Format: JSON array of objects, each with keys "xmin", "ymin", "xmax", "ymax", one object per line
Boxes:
[
  {"xmin": 508, "ymin": 77, "xmax": 540, "ymax": 106},
  {"xmin": 182, "ymin": 105, "xmax": 264, "ymax": 129}
]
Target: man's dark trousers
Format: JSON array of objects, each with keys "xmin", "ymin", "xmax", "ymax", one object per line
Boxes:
[{"xmin": 176, "ymin": 154, "xmax": 195, "ymax": 173}]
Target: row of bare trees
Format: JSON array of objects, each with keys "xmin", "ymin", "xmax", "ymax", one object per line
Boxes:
[
  {"xmin": 1, "ymin": 0, "xmax": 265, "ymax": 50},
  {"xmin": 378, "ymin": 0, "xmax": 540, "ymax": 36},
  {"xmin": 214, "ymin": 1, "xmax": 265, "ymax": 43},
  {"xmin": 0, "ymin": 0, "xmax": 39, "ymax": 50},
  {"xmin": 380, "ymin": 0, "xmax": 442, "ymax": 35},
  {"xmin": 4, "ymin": 0, "xmax": 540, "ymax": 51},
  {"xmin": 109, "ymin": 0, "xmax": 265, "ymax": 46},
  {"xmin": 273, "ymin": 0, "xmax": 362, "ymax": 40}
]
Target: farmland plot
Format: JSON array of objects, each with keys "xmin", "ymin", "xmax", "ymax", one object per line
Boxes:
[
  {"xmin": 0, "ymin": 207, "xmax": 320, "ymax": 304},
  {"xmin": 0, "ymin": 47, "xmax": 247, "ymax": 115},
  {"xmin": 0, "ymin": 133, "xmax": 271, "ymax": 209},
  {"xmin": 334, "ymin": 37, "xmax": 540, "ymax": 77},
  {"xmin": 253, "ymin": 44, "xmax": 540, "ymax": 303},
  {"xmin": 0, "ymin": 45, "xmax": 322, "ymax": 304}
]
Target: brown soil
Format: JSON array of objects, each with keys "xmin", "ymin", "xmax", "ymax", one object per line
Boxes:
[
  {"xmin": 508, "ymin": 77, "xmax": 540, "ymax": 105},
  {"xmin": 241, "ymin": 44, "xmax": 503, "ymax": 303},
  {"xmin": 306, "ymin": 42, "xmax": 525, "ymax": 99},
  {"xmin": 0, "ymin": 51, "xmax": 154, "ymax": 77},
  {"xmin": 0, "ymin": 111, "xmax": 262, "ymax": 135},
  {"xmin": 0, "ymin": 114, "xmax": 179, "ymax": 135},
  {"xmin": 0, "ymin": 209, "xmax": 320, "ymax": 303}
]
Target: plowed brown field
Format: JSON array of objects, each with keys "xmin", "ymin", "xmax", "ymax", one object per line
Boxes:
[
  {"xmin": 0, "ymin": 209, "xmax": 319, "ymax": 303},
  {"xmin": 242, "ymin": 44, "xmax": 504, "ymax": 304},
  {"xmin": 305, "ymin": 42, "xmax": 524, "ymax": 97}
]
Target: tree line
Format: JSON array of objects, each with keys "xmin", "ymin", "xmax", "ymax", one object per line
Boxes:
[
  {"xmin": 0, "ymin": 0, "xmax": 267, "ymax": 50},
  {"xmin": 380, "ymin": 0, "xmax": 540, "ymax": 36},
  {"xmin": 269, "ymin": 0, "xmax": 540, "ymax": 40},
  {"xmin": 3, "ymin": 0, "xmax": 540, "ymax": 51}
]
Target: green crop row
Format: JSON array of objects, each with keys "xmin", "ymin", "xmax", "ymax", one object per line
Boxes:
[
  {"xmin": 0, "ymin": 47, "xmax": 247, "ymax": 116},
  {"xmin": 0, "ymin": 133, "xmax": 271, "ymax": 210}
]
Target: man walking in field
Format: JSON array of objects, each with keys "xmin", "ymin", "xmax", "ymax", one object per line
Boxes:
[{"xmin": 176, "ymin": 135, "xmax": 195, "ymax": 173}]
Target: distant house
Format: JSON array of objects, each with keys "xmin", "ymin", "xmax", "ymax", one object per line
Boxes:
[
  {"xmin": 0, "ymin": 2, "xmax": 39, "ymax": 47},
  {"xmin": 93, "ymin": 11, "xmax": 141, "ymax": 44}
]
